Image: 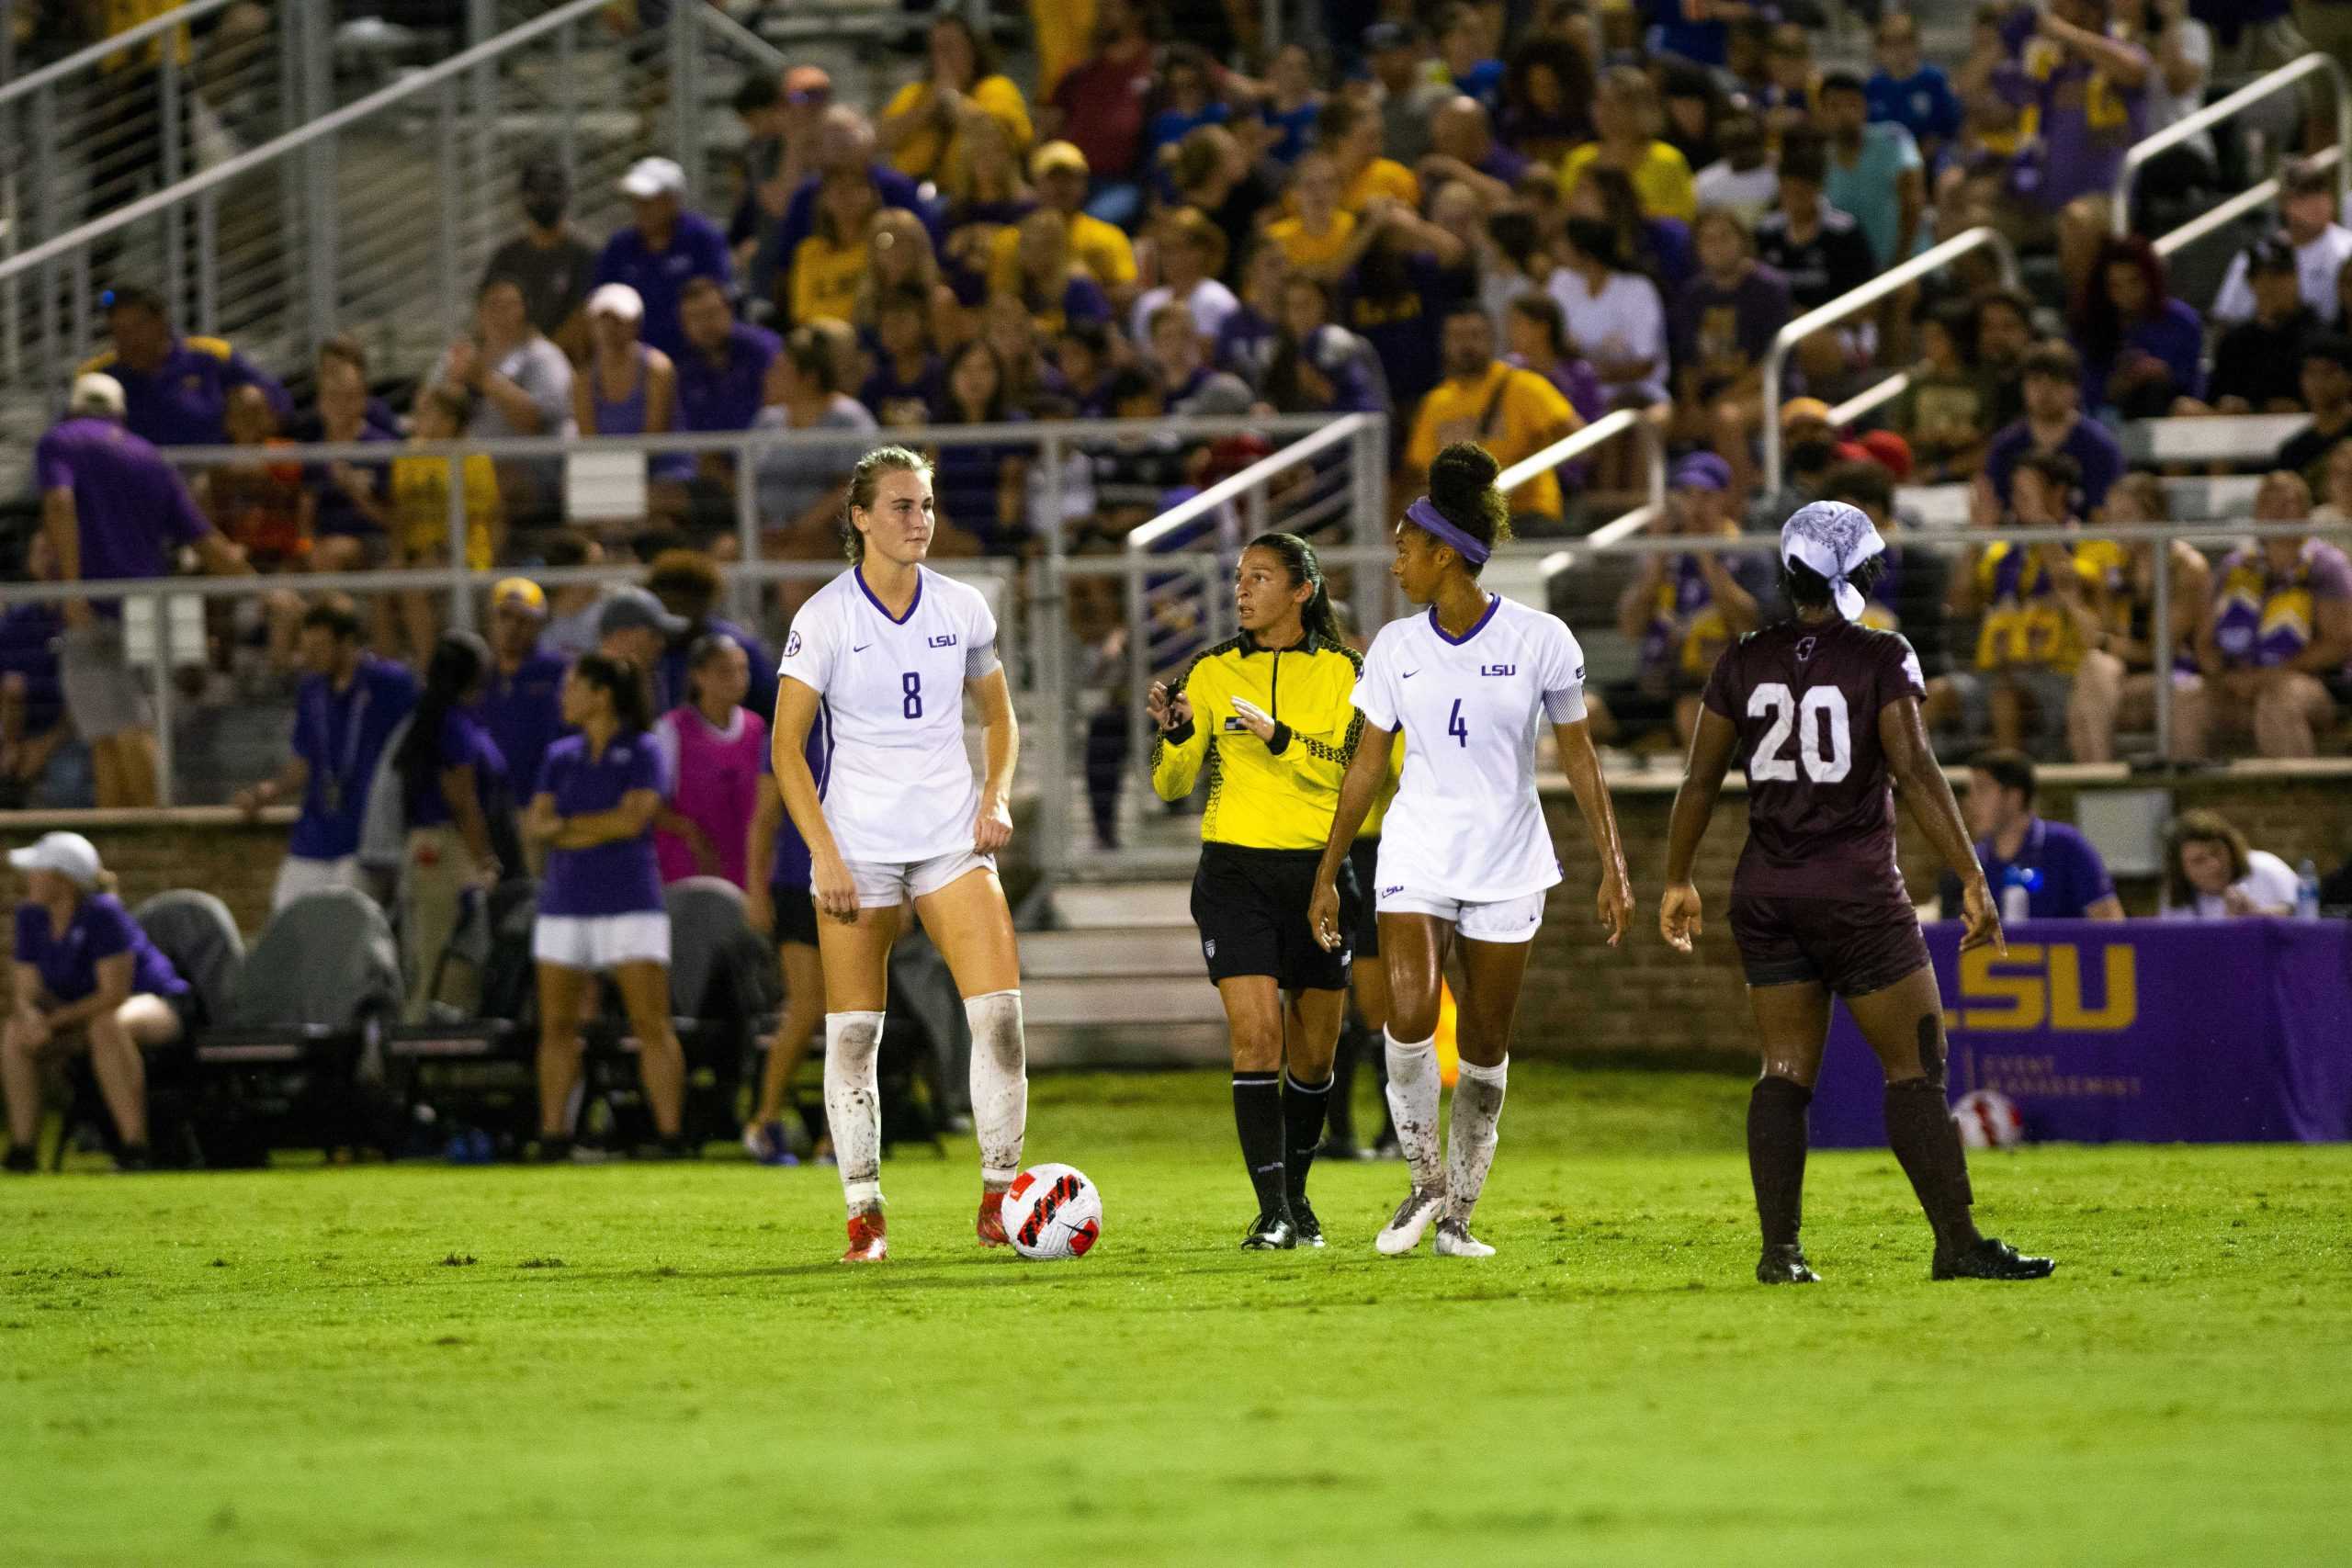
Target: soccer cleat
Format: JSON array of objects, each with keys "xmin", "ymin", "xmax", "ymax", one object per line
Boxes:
[
  {"xmin": 1433, "ymin": 1218, "xmax": 1495, "ymax": 1258},
  {"xmin": 5, "ymin": 1146, "xmax": 36, "ymax": 1174},
  {"xmin": 741, "ymin": 1120, "xmax": 798, "ymax": 1167},
  {"xmin": 112, "ymin": 1144, "xmax": 152, "ymax": 1173},
  {"xmin": 976, "ymin": 1190, "xmax": 1010, "ymax": 1247},
  {"xmin": 1932, "ymin": 1235, "xmax": 2056, "ymax": 1281},
  {"xmin": 1374, "ymin": 1185, "xmax": 1446, "ymax": 1256},
  {"xmin": 531, "ymin": 1135, "xmax": 572, "ymax": 1165},
  {"xmin": 841, "ymin": 1207, "xmax": 888, "ymax": 1263},
  {"xmin": 1289, "ymin": 1194, "xmax": 1327, "ymax": 1248},
  {"xmin": 1240, "ymin": 1211, "xmax": 1298, "ymax": 1250},
  {"xmin": 1757, "ymin": 1243, "xmax": 1820, "ymax": 1284}
]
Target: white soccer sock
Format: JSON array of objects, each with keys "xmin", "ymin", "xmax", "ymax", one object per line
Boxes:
[
  {"xmin": 964, "ymin": 989, "xmax": 1028, "ymax": 1189},
  {"xmin": 823, "ymin": 1011, "xmax": 886, "ymax": 1214},
  {"xmin": 1446, "ymin": 1055, "xmax": 1510, "ymax": 1226},
  {"xmin": 1384, "ymin": 1029, "xmax": 1446, "ymax": 1194}
]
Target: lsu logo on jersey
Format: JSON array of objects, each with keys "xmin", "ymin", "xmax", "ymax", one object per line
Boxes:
[
  {"xmin": 928, "ymin": 634, "xmax": 959, "ymax": 649},
  {"xmin": 1480, "ymin": 663, "xmax": 1516, "ymax": 677},
  {"xmin": 1947, "ymin": 943, "xmax": 2137, "ymax": 1032}
]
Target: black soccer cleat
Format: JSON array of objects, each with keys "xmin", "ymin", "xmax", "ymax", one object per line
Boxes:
[
  {"xmin": 1756, "ymin": 1243, "xmax": 1819, "ymax": 1284},
  {"xmin": 1288, "ymin": 1195, "xmax": 1327, "ymax": 1248},
  {"xmin": 1240, "ymin": 1211, "xmax": 1298, "ymax": 1250},
  {"xmin": 1932, "ymin": 1235, "xmax": 2056, "ymax": 1281},
  {"xmin": 4, "ymin": 1145, "xmax": 36, "ymax": 1174}
]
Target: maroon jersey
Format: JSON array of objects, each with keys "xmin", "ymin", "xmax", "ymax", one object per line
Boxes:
[{"xmin": 1700, "ymin": 616, "xmax": 1928, "ymax": 904}]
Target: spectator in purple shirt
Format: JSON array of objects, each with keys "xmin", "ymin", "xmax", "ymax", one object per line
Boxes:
[
  {"xmin": 1993, "ymin": 0, "xmax": 2150, "ymax": 221},
  {"xmin": 4, "ymin": 831, "xmax": 193, "ymax": 1173},
  {"xmin": 1981, "ymin": 340, "xmax": 2125, "ymax": 514},
  {"xmin": 593, "ymin": 158, "xmax": 736, "ymax": 362},
  {"xmin": 1938, "ymin": 750, "xmax": 2124, "ymax": 919},
  {"xmin": 525, "ymin": 653, "xmax": 687, "ymax": 1160},
  {"xmin": 2070, "ymin": 233, "xmax": 2205, "ymax": 417},
  {"xmin": 1419, "ymin": 96, "xmax": 1530, "ymax": 210},
  {"xmin": 673, "ymin": 277, "xmax": 779, "ymax": 436},
  {"xmin": 0, "ymin": 535, "xmax": 90, "ymax": 810},
  {"xmin": 79, "ymin": 284, "xmax": 289, "ymax": 448},
  {"xmin": 775, "ymin": 107, "xmax": 933, "ymax": 278},
  {"xmin": 478, "ymin": 578, "xmax": 570, "ymax": 826},
  {"xmin": 37, "ymin": 375, "xmax": 248, "ymax": 810},
  {"xmin": 1672, "ymin": 206, "xmax": 1792, "ymax": 493}
]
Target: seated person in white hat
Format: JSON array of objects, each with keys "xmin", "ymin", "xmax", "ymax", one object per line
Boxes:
[{"xmin": 3, "ymin": 833, "xmax": 195, "ymax": 1173}]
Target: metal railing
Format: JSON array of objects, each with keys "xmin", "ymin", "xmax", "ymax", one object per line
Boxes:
[
  {"xmin": 0, "ymin": 413, "xmax": 1360, "ymax": 833},
  {"xmin": 0, "ymin": 0, "xmax": 783, "ymax": 411},
  {"xmin": 1761, "ymin": 225, "xmax": 2017, "ymax": 495},
  {"xmin": 1494, "ymin": 403, "xmax": 1668, "ymax": 519},
  {"xmin": 2115, "ymin": 52, "xmax": 2352, "ymax": 247}
]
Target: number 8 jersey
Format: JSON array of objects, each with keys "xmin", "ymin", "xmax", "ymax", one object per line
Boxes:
[
  {"xmin": 777, "ymin": 565, "xmax": 1000, "ymax": 865},
  {"xmin": 1700, "ymin": 616, "xmax": 1927, "ymax": 904},
  {"xmin": 1352, "ymin": 593, "xmax": 1589, "ymax": 903}
]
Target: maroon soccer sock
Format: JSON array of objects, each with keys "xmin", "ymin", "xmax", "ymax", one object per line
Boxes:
[
  {"xmin": 1747, "ymin": 1076, "xmax": 1813, "ymax": 1249},
  {"xmin": 1883, "ymin": 1077, "xmax": 1981, "ymax": 1253}
]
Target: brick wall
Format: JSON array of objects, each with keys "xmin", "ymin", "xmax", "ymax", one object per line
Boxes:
[
  {"xmin": 1521, "ymin": 764, "xmax": 2352, "ymax": 1061},
  {"xmin": 3, "ymin": 809, "xmax": 299, "ymax": 937}
]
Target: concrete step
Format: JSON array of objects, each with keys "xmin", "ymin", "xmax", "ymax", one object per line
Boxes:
[
  {"xmin": 1020, "ymin": 974, "xmax": 1222, "ymax": 1028},
  {"xmin": 1046, "ymin": 881, "xmax": 1193, "ymax": 930},
  {"xmin": 1020, "ymin": 926, "xmax": 1204, "ymax": 980}
]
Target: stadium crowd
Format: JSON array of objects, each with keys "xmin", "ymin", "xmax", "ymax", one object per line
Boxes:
[{"xmin": 10, "ymin": 2, "xmax": 2352, "ymax": 1169}]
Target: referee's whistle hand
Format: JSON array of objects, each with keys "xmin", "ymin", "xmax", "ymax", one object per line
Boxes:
[
  {"xmin": 1146, "ymin": 682, "xmax": 1190, "ymax": 732},
  {"xmin": 1307, "ymin": 879, "xmax": 1343, "ymax": 952}
]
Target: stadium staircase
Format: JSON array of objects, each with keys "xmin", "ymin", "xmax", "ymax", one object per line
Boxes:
[{"xmin": 1020, "ymin": 879, "xmax": 1228, "ymax": 1066}]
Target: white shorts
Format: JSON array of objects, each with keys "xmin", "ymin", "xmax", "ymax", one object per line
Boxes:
[
  {"xmin": 844, "ymin": 848, "xmax": 996, "ymax": 908},
  {"xmin": 274, "ymin": 853, "xmax": 364, "ymax": 910},
  {"xmin": 1375, "ymin": 886, "xmax": 1548, "ymax": 943},
  {"xmin": 532, "ymin": 911, "xmax": 672, "ymax": 971}
]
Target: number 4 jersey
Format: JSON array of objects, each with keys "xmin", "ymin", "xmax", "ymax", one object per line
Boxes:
[
  {"xmin": 1353, "ymin": 593, "xmax": 1588, "ymax": 903},
  {"xmin": 777, "ymin": 564, "xmax": 1000, "ymax": 865},
  {"xmin": 1700, "ymin": 616, "xmax": 1927, "ymax": 904}
]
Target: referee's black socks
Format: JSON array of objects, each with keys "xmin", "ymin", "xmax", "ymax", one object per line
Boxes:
[
  {"xmin": 1232, "ymin": 1073, "xmax": 1289, "ymax": 1218},
  {"xmin": 1283, "ymin": 1071, "xmax": 1332, "ymax": 1201}
]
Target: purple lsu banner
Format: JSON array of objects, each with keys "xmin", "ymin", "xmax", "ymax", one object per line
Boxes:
[{"xmin": 1812, "ymin": 919, "xmax": 2352, "ymax": 1146}]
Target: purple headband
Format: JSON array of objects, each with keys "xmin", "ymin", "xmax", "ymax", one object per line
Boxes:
[{"xmin": 1404, "ymin": 496, "xmax": 1492, "ymax": 566}]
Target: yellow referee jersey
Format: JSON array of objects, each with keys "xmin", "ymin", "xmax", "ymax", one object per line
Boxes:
[{"xmin": 1150, "ymin": 630, "xmax": 1363, "ymax": 851}]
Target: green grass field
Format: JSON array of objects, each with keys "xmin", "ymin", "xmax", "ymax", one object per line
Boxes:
[{"xmin": 6, "ymin": 1066, "xmax": 2349, "ymax": 1566}]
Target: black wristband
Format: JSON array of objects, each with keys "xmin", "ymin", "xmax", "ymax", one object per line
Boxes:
[
  {"xmin": 1266, "ymin": 722, "xmax": 1293, "ymax": 754},
  {"xmin": 1163, "ymin": 717, "xmax": 1195, "ymax": 745}
]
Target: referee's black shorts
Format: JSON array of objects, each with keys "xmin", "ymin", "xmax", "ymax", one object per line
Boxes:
[
  {"xmin": 1192, "ymin": 842, "xmax": 1359, "ymax": 993},
  {"xmin": 1348, "ymin": 837, "xmax": 1382, "ymax": 960}
]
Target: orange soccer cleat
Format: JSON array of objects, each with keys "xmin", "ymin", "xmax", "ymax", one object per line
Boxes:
[
  {"xmin": 841, "ymin": 1207, "xmax": 888, "ymax": 1263},
  {"xmin": 976, "ymin": 1189, "xmax": 1010, "ymax": 1247}
]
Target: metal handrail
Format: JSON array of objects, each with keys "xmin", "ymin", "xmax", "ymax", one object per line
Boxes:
[
  {"xmin": 1493, "ymin": 403, "xmax": 1668, "ymax": 517},
  {"xmin": 2154, "ymin": 146, "xmax": 2343, "ymax": 260},
  {"xmin": 692, "ymin": 4, "xmax": 791, "ymax": 69},
  {"xmin": 0, "ymin": 0, "xmax": 229, "ymax": 107},
  {"xmin": 1122, "ymin": 414, "xmax": 1377, "ymax": 554},
  {"xmin": 2115, "ymin": 51, "xmax": 2352, "ymax": 237},
  {"xmin": 0, "ymin": 0, "xmax": 615, "ymax": 287},
  {"xmin": 1761, "ymin": 225, "xmax": 2016, "ymax": 494}
]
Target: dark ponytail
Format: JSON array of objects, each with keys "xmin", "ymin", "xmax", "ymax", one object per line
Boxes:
[
  {"xmin": 1245, "ymin": 531, "xmax": 1342, "ymax": 647},
  {"xmin": 1428, "ymin": 441, "xmax": 1511, "ymax": 576},
  {"xmin": 397, "ymin": 630, "xmax": 490, "ymax": 795},
  {"xmin": 574, "ymin": 651, "xmax": 653, "ymax": 736}
]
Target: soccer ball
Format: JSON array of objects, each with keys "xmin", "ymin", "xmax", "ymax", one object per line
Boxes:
[
  {"xmin": 1002, "ymin": 1163, "xmax": 1102, "ymax": 1259},
  {"xmin": 1952, "ymin": 1089, "xmax": 2025, "ymax": 1151}
]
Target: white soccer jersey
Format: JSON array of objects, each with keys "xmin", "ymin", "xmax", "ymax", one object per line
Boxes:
[
  {"xmin": 1352, "ymin": 593, "xmax": 1588, "ymax": 903},
  {"xmin": 777, "ymin": 564, "xmax": 1001, "ymax": 864}
]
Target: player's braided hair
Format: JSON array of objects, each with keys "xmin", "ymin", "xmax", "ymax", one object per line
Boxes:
[
  {"xmin": 841, "ymin": 445, "xmax": 936, "ymax": 563},
  {"xmin": 1244, "ymin": 531, "xmax": 1342, "ymax": 648}
]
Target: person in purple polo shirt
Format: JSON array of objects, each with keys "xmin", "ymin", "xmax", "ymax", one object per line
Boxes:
[
  {"xmin": 478, "ymin": 578, "xmax": 569, "ymax": 827},
  {"xmin": 673, "ymin": 276, "xmax": 780, "ymax": 435},
  {"xmin": 1938, "ymin": 750, "xmax": 2124, "ymax": 920},
  {"xmin": 592, "ymin": 158, "xmax": 735, "ymax": 363},
  {"xmin": 525, "ymin": 653, "xmax": 686, "ymax": 1160},
  {"xmin": 79, "ymin": 285, "xmax": 289, "ymax": 448},
  {"xmin": 38, "ymin": 375, "xmax": 249, "ymax": 810},
  {"xmin": 235, "ymin": 598, "xmax": 419, "ymax": 909},
  {"xmin": 4, "ymin": 832, "xmax": 192, "ymax": 1173},
  {"xmin": 1981, "ymin": 341, "xmax": 2125, "ymax": 514}
]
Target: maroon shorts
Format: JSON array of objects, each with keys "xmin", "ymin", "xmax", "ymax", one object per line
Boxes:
[{"xmin": 1727, "ymin": 892, "xmax": 1930, "ymax": 998}]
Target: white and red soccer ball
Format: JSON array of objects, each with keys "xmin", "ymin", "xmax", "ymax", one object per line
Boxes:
[
  {"xmin": 1002, "ymin": 1163, "xmax": 1102, "ymax": 1259},
  {"xmin": 1952, "ymin": 1089, "xmax": 2025, "ymax": 1151}
]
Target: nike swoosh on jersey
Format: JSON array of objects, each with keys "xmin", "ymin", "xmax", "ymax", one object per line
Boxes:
[
  {"xmin": 853, "ymin": 643, "xmax": 872, "ymax": 652},
  {"xmin": 1401, "ymin": 669, "xmax": 1419, "ymax": 678}
]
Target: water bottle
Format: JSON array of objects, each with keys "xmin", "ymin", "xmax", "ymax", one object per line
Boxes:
[
  {"xmin": 2000, "ymin": 865, "xmax": 2030, "ymax": 924},
  {"xmin": 2297, "ymin": 860, "xmax": 2322, "ymax": 921}
]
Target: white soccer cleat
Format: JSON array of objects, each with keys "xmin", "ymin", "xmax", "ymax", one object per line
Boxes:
[
  {"xmin": 1375, "ymin": 1185, "xmax": 1445, "ymax": 1256},
  {"xmin": 1433, "ymin": 1218, "xmax": 1495, "ymax": 1258}
]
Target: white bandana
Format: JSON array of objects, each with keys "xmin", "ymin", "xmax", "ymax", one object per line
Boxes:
[{"xmin": 1779, "ymin": 500, "xmax": 1886, "ymax": 622}]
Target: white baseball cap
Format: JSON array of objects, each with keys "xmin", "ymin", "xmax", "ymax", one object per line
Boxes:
[
  {"xmin": 587, "ymin": 282, "xmax": 644, "ymax": 322},
  {"xmin": 70, "ymin": 372, "xmax": 126, "ymax": 419},
  {"xmin": 618, "ymin": 157, "xmax": 686, "ymax": 199},
  {"xmin": 9, "ymin": 830, "xmax": 103, "ymax": 890}
]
